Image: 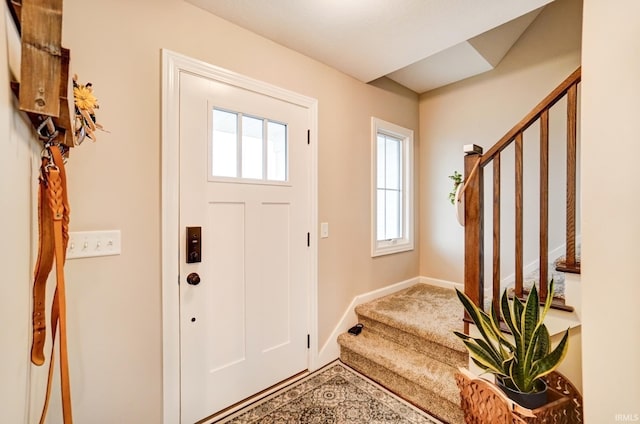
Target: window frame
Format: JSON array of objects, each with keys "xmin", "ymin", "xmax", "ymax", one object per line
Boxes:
[{"xmin": 371, "ymin": 117, "xmax": 414, "ymax": 257}]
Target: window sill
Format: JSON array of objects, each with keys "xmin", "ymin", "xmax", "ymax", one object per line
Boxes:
[{"xmin": 371, "ymin": 241, "xmax": 414, "ymax": 257}]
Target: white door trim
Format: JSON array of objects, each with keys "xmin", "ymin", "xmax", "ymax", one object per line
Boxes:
[{"xmin": 161, "ymin": 49, "xmax": 318, "ymax": 424}]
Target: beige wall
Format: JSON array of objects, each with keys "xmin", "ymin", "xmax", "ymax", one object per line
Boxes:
[
  {"xmin": 2, "ymin": 0, "xmax": 419, "ymax": 422},
  {"xmin": 0, "ymin": 6, "xmax": 37, "ymax": 423},
  {"xmin": 14, "ymin": 0, "xmax": 637, "ymax": 422},
  {"xmin": 418, "ymin": 0, "xmax": 582, "ymax": 284},
  {"xmin": 581, "ymin": 0, "xmax": 640, "ymax": 421}
]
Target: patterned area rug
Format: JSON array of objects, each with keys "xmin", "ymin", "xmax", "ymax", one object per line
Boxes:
[{"xmin": 215, "ymin": 361, "xmax": 442, "ymax": 423}]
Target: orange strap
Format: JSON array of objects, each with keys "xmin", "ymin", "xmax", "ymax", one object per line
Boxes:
[
  {"xmin": 32, "ymin": 144, "xmax": 73, "ymax": 424},
  {"xmin": 31, "ymin": 164, "xmax": 54, "ymax": 366}
]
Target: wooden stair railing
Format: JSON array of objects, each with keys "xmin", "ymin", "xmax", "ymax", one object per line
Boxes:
[{"xmin": 463, "ymin": 67, "xmax": 581, "ymax": 323}]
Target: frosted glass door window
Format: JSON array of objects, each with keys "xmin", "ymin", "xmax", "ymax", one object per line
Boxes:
[
  {"xmin": 211, "ymin": 108, "xmax": 288, "ymax": 182},
  {"xmin": 212, "ymin": 109, "xmax": 238, "ymax": 178},
  {"xmin": 267, "ymin": 121, "xmax": 287, "ymax": 181},
  {"xmin": 241, "ymin": 116, "xmax": 264, "ymax": 179}
]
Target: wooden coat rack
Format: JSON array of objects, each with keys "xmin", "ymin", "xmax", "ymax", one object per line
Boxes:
[{"xmin": 7, "ymin": 0, "xmax": 74, "ymax": 148}]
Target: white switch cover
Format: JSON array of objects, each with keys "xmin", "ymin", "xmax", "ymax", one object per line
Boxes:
[
  {"xmin": 320, "ymin": 222, "xmax": 329, "ymax": 238},
  {"xmin": 66, "ymin": 230, "xmax": 121, "ymax": 259}
]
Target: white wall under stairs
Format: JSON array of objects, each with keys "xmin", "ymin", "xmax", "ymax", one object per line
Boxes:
[{"xmin": 549, "ymin": 272, "xmax": 582, "ymax": 392}]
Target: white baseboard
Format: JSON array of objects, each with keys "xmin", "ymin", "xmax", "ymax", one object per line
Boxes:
[
  {"xmin": 315, "ymin": 277, "xmax": 420, "ymax": 369},
  {"xmin": 314, "ymin": 275, "xmax": 462, "ymax": 370},
  {"xmin": 419, "ymin": 276, "xmax": 463, "ymax": 291}
]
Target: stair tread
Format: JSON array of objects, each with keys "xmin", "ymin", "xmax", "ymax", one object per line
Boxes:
[
  {"xmin": 338, "ymin": 331, "xmax": 461, "ymax": 405},
  {"xmin": 355, "ymin": 283, "xmax": 466, "ymax": 354}
]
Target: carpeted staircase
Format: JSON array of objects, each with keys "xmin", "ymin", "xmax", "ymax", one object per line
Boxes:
[{"xmin": 338, "ymin": 283, "xmax": 467, "ymax": 424}]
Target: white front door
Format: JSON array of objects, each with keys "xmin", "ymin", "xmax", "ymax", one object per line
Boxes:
[{"xmin": 178, "ymin": 71, "xmax": 311, "ymax": 423}]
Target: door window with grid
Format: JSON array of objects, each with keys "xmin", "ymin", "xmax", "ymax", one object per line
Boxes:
[{"xmin": 211, "ymin": 108, "xmax": 288, "ymax": 183}]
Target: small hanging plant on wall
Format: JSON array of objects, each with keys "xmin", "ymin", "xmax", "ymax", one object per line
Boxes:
[
  {"xmin": 448, "ymin": 170, "xmax": 463, "ymax": 205},
  {"xmin": 449, "ymin": 170, "xmax": 465, "ymax": 226},
  {"xmin": 73, "ymin": 74, "xmax": 105, "ymax": 144}
]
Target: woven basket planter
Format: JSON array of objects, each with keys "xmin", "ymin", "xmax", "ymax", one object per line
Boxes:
[{"xmin": 455, "ymin": 368, "xmax": 583, "ymax": 424}]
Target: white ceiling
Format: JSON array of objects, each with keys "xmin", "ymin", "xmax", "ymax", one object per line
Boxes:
[{"xmin": 185, "ymin": 0, "xmax": 553, "ymax": 93}]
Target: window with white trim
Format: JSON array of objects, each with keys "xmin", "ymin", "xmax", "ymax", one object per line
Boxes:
[{"xmin": 371, "ymin": 117, "xmax": 414, "ymax": 257}]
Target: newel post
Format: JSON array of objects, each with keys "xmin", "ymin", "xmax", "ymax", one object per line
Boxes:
[{"xmin": 463, "ymin": 145, "xmax": 484, "ymax": 332}]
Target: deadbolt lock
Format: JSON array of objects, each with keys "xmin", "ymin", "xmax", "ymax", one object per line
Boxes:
[{"xmin": 186, "ymin": 226, "xmax": 202, "ymax": 263}]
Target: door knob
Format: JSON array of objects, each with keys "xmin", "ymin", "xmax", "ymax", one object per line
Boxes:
[{"xmin": 186, "ymin": 272, "xmax": 201, "ymax": 286}]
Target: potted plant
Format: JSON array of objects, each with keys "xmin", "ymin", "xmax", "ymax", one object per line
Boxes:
[
  {"xmin": 448, "ymin": 171, "xmax": 465, "ymax": 226},
  {"xmin": 448, "ymin": 170, "xmax": 463, "ymax": 205},
  {"xmin": 453, "ymin": 281, "xmax": 569, "ymax": 409}
]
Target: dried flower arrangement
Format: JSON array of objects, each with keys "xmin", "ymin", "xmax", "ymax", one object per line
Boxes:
[{"xmin": 72, "ymin": 74, "xmax": 105, "ymax": 144}]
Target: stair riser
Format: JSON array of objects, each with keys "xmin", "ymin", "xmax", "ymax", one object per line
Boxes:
[
  {"xmin": 356, "ymin": 314, "xmax": 467, "ymax": 369},
  {"xmin": 341, "ymin": 347, "xmax": 464, "ymax": 424}
]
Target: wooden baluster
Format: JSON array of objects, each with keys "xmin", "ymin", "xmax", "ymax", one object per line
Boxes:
[
  {"xmin": 464, "ymin": 147, "xmax": 484, "ymax": 331},
  {"xmin": 556, "ymin": 83, "xmax": 580, "ymax": 274},
  {"xmin": 462, "ymin": 70, "xmax": 580, "ymax": 316},
  {"xmin": 565, "ymin": 84, "xmax": 579, "ymax": 271},
  {"xmin": 540, "ymin": 111, "xmax": 549, "ymax": 300},
  {"xmin": 515, "ymin": 133, "xmax": 524, "ymax": 298},
  {"xmin": 492, "ymin": 153, "xmax": 501, "ymax": 313}
]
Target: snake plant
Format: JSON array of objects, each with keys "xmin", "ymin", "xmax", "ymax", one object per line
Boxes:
[{"xmin": 454, "ymin": 280, "xmax": 569, "ymax": 394}]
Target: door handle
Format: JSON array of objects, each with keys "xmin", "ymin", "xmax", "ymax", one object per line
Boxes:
[{"xmin": 186, "ymin": 272, "xmax": 201, "ymax": 286}]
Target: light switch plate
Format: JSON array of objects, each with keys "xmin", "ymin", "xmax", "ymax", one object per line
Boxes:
[
  {"xmin": 320, "ymin": 222, "xmax": 329, "ymax": 238},
  {"xmin": 66, "ymin": 230, "xmax": 121, "ymax": 259}
]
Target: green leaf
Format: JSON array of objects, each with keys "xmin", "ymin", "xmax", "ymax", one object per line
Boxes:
[
  {"xmin": 521, "ymin": 285, "xmax": 543, "ymax": 381},
  {"xmin": 523, "ymin": 282, "xmax": 565, "ymax": 382},
  {"xmin": 470, "ymin": 357, "xmax": 508, "ymax": 379},
  {"xmin": 512, "ymin": 294, "xmax": 525, "ymax": 334},
  {"xmin": 490, "ymin": 303, "xmax": 501, "ymax": 330},
  {"xmin": 455, "ymin": 331, "xmax": 501, "ymax": 363},
  {"xmin": 540, "ymin": 279, "xmax": 555, "ymax": 322},
  {"xmin": 470, "ymin": 357, "xmax": 490, "ymax": 373},
  {"xmin": 474, "ymin": 337, "xmax": 505, "ymax": 367},
  {"xmin": 453, "ymin": 331, "xmax": 471, "ymax": 342},
  {"xmin": 531, "ymin": 329, "xmax": 570, "ymax": 380},
  {"xmin": 521, "ymin": 326, "xmax": 545, "ymax": 390},
  {"xmin": 501, "ymin": 290, "xmax": 519, "ymax": 337},
  {"xmin": 510, "ymin": 293, "xmax": 526, "ymax": 347},
  {"xmin": 489, "ymin": 303, "xmax": 515, "ymax": 350},
  {"xmin": 522, "ymin": 284, "xmax": 540, "ymax": 347},
  {"xmin": 507, "ymin": 359, "xmax": 528, "ymax": 392},
  {"xmin": 462, "ymin": 339, "xmax": 506, "ymax": 375},
  {"xmin": 455, "ymin": 289, "xmax": 501, "ymax": 351},
  {"xmin": 532, "ymin": 325, "xmax": 550, "ymax": 361}
]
